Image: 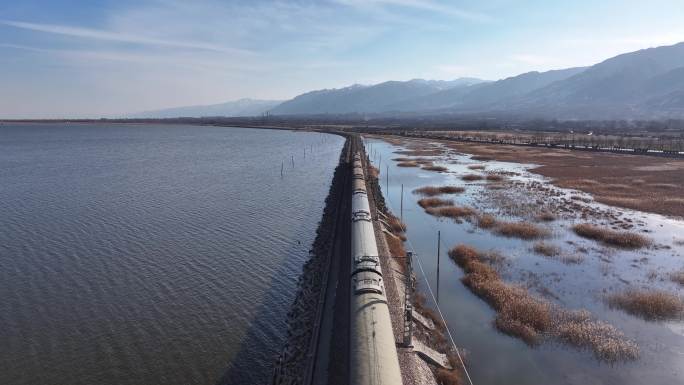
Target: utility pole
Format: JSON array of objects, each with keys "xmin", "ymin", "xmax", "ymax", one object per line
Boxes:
[{"xmin": 436, "ymin": 231, "xmax": 441, "ymax": 303}]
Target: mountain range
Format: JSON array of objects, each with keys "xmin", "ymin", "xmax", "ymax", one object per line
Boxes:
[{"xmin": 134, "ymin": 42, "xmax": 684, "ymax": 120}]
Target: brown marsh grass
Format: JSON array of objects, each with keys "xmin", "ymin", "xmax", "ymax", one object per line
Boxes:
[
  {"xmin": 418, "ymin": 197, "xmax": 454, "ymax": 208},
  {"xmin": 413, "ymin": 185, "xmax": 465, "ymax": 197},
  {"xmin": 435, "ymin": 368, "xmax": 463, "ymax": 385},
  {"xmin": 533, "ymin": 242, "xmax": 560, "ymax": 257},
  {"xmin": 449, "ymin": 245, "xmax": 552, "ymax": 345},
  {"xmin": 485, "ymin": 174, "xmax": 505, "ymax": 182},
  {"xmin": 536, "ymin": 211, "xmax": 557, "ymax": 222},
  {"xmin": 385, "ymin": 232, "xmax": 406, "ymax": 258},
  {"xmin": 461, "ymin": 173, "xmax": 483, "ymax": 181},
  {"xmin": 425, "ymin": 205, "xmax": 476, "ymax": 219},
  {"xmin": 387, "ymin": 216, "xmax": 407, "ymax": 233},
  {"xmin": 476, "ymin": 213, "xmax": 497, "ymax": 229},
  {"xmin": 423, "ymin": 165, "xmax": 448, "ymax": 172},
  {"xmin": 448, "ymin": 244, "xmax": 638, "ymax": 362},
  {"xmin": 468, "ymin": 164, "xmax": 486, "ymax": 170},
  {"xmin": 607, "ymin": 290, "xmax": 684, "ymax": 321},
  {"xmin": 396, "ymin": 161, "xmax": 419, "ymax": 167},
  {"xmin": 495, "ymin": 221, "xmax": 550, "ymax": 240},
  {"xmin": 572, "ymin": 223, "xmax": 651, "ymax": 249},
  {"xmin": 671, "ymin": 270, "xmax": 684, "ymax": 286},
  {"xmin": 554, "ymin": 310, "xmax": 639, "ymax": 362}
]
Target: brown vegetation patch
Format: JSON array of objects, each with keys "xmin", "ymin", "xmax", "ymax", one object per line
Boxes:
[
  {"xmin": 387, "ymin": 216, "xmax": 407, "ymax": 233},
  {"xmin": 495, "ymin": 221, "xmax": 549, "ymax": 240},
  {"xmin": 607, "ymin": 290, "xmax": 684, "ymax": 321},
  {"xmin": 554, "ymin": 310, "xmax": 639, "ymax": 362},
  {"xmin": 461, "ymin": 173, "xmax": 483, "ymax": 181},
  {"xmin": 435, "ymin": 368, "xmax": 462, "ymax": 385},
  {"xmin": 533, "ymin": 242, "xmax": 560, "ymax": 257},
  {"xmin": 418, "ymin": 197, "xmax": 454, "ymax": 208},
  {"xmin": 536, "ymin": 211, "xmax": 556, "ymax": 222},
  {"xmin": 448, "ymin": 244, "xmax": 638, "ymax": 362},
  {"xmin": 368, "ymin": 165, "xmax": 379, "ymax": 178},
  {"xmin": 485, "ymin": 173, "xmax": 505, "ymax": 182},
  {"xmin": 468, "ymin": 164, "xmax": 486, "ymax": 170},
  {"xmin": 413, "ymin": 185, "xmax": 465, "ymax": 197},
  {"xmin": 397, "ymin": 161, "xmax": 419, "ymax": 167},
  {"xmin": 572, "ymin": 223, "xmax": 651, "ymax": 249},
  {"xmin": 671, "ymin": 270, "xmax": 684, "ymax": 286},
  {"xmin": 560, "ymin": 254, "xmax": 585, "ymax": 265},
  {"xmin": 385, "ymin": 232, "xmax": 406, "ymax": 258},
  {"xmin": 394, "ymin": 148, "xmax": 443, "ymax": 157},
  {"xmin": 423, "ymin": 165, "xmax": 448, "ymax": 172},
  {"xmin": 476, "ymin": 213, "xmax": 497, "ymax": 229},
  {"xmin": 425, "ymin": 206, "xmax": 476, "ymax": 219}
]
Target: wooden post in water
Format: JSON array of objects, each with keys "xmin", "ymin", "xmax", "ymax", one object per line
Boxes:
[
  {"xmin": 291, "ymin": 155, "xmax": 294, "ymax": 168},
  {"xmin": 437, "ymin": 230, "xmax": 441, "ymax": 303},
  {"xmin": 281, "ymin": 161, "xmax": 284, "ymax": 177},
  {"xmin": 400, "ymin": 184, "xmax": 404, "ymax": 223},
  {"xmin": 386, "ymin": 165, "xmax": 389, "ymax": 192}
]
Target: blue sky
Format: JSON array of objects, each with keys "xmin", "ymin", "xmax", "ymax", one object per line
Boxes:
[{"xmin": 1, "ymin": 0, "xmax": 684, "ymax": 118}]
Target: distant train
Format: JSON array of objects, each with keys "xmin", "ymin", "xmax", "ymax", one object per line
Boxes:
[{"xmin": 349, "ymin": 152, "xmax": 403, "ymax": 385}]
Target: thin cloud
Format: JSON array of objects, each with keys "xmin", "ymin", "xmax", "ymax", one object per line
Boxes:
[
  {"xmin": 335, "ymin": 0, "xmax": 493, "ymax": 22},
  {"xmin": 0, "ymin": 19, "xmax": 253, "ymax": 55}
]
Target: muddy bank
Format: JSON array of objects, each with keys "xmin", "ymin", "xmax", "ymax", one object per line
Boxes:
[{"xmin": 272, "ymin": 137, "xmax": 350, "ymax": 384}]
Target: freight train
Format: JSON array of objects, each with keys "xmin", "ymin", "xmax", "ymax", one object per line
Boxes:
[{"xmin": 349, "ymin": 152, "xmax": 403, "ymax": 385}]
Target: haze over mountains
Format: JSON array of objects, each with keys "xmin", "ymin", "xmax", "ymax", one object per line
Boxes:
[
  {"xmin": 132, "ymin": 99, "xmax": 282, "ymax": 119},
  {"xmin": 136, "ymin": 42, "xmax": 684, "ymax": 120}
]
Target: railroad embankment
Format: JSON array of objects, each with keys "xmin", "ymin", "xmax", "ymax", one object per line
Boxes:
[
  {"xmin": 363, "ymin": 145, "xmax": 465, "ymax": 385},
  {"xmin": 272, "ymin": 136, "xmax": 351, "ymax": 385}
]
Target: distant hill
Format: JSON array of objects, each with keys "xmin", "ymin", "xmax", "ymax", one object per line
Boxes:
[
  {"xmin": 508, "ymin": 42, "xmax": 684, "ymax": 118},
  {"xmin": 267, "ymin": 42, "xmax": 684, "ymax": 119},
  {"xmin": 133, "ymin": 42, "xmax": 684, "ymax": 120},
  {"xmin": 131, "ymin": 98, "xmax": 282, "ymax": 118},
  {"xmin": 269, "ymin": 78, "xmax": 486, "ymax": 115}
]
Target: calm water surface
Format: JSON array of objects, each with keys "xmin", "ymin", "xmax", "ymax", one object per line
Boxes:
[{"xmin": 0, "ymin": 123, "xmax": 344, "ymax": 385}]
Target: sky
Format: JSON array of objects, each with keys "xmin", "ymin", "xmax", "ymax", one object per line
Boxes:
[{"xmin": 1, "ymin": 0, "xmax": 684, "ymax": 118}]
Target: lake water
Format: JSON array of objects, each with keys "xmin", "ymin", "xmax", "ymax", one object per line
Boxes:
[
  {"xmin": 365, "ymin": 136, "xmax": 684, "ymax": 385},
  {"xmin": 0, "ymin": 123, "xmax": 344, "ymax": 385}
]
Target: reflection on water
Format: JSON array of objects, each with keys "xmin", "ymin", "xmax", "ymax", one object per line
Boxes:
[
  {"xmin": 365, "ymin": 137, "xmax": 684, "ymax": 385},
  {"xmin": 0, "ymin": 124, "xmax": 344, "ymax": 385}
]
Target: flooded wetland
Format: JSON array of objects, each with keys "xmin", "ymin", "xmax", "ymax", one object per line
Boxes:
[{"xmin": 365, "ymin": 135, "xmax": 684, "ymax": 385}]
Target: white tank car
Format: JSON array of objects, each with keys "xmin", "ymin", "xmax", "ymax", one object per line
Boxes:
[{"xmin": 349, "ymin": 152, "xmax": 403, "ymax": 385}]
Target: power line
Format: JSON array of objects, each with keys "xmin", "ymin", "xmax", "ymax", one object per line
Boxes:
[{"xmin": 371, "ymin": 151, "xmax": 475, "ymax": 385}]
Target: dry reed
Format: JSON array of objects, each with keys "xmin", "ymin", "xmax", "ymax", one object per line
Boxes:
[
  {"xmin": 671, "ymin": 270, "xmax": 684, "ymax": 286},
  {"xmin": 607, "ymin": 289, "xmax": 684, "ymax": 321},
  {"xmin": 425, "ymin": 206, "xmax": 476, "ymax": 219},
  {"xmin": 495, "ymin": 221, "xmax": 550, "ymax": 240},
  {"xmin": 423, "ymin": 165, "xmax": 448, "ymax": 172},
  {"xmin": 486, "ymin": 174, "xmax": 505, "ymax": 182},
  {"xmin": 397, "ymin": 161, "xmax": 419, "ymax": 167},
  {"xmin": 413, "ymin": 185, "xmax": 465, "ymax": 197},
  {"xmin": 418, "ymin": 197, "xmax": 454, "ymax": 208},
  {"xmin": 461, "ymin": 174, "xmax": 483, "ymax": 181},
  {"xmin": 572, "ymin": 223, "xmax": 651, "ymax": 249},
  {"xmin": 533, "ymin": 242, "xmax": 560, "ymax": 257},
  {"xmin": 448, "ymin": 244, "xmax": 639, "ymax": 362},
  {"xmin": 476, "ymin": 213, "xmax": 497, "ymax": 229}
]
